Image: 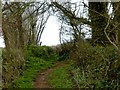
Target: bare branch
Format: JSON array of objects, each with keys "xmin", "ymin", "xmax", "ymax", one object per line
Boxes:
[
  {"xmin": 104, "ymin": 15, "xmax": 118, "ymax": 50},
  {"xmin": 51, "ymin": 2, "xmax": 90, "ymax": 25}
]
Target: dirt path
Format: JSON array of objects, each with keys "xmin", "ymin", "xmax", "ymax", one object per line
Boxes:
[{"xmin": 34, "ymin": 61, "xmax": 69, "ymax": 88}]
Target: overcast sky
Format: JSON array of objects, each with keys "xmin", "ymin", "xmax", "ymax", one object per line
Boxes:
[
  {"xmin": 0, "ymin": 0, "xmax": 86, "ymax": 47},
  {"xmin": 0, "ymin": 16, "xmax": 61, "ymax": 47},
  {"xmin": 41, "ymin": 16, "xmax": 61, "ymax": 46},
  {"xmin": 0, "ymin": 14, "xmax": 63, "ymax": 47},
  {"xmin": 0, "ymin": 36, "xmax": 4, "ymax": 47},
  {"xmin": 0, "ymin": 0, "xmax": 76, "ymax": 47}
]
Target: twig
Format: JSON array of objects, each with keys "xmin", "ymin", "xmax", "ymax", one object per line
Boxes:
[{"xmin": 104, "ymin": 15, "xmax": 118, "ymax": 50}]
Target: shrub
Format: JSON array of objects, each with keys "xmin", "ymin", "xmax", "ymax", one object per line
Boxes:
[
  {"xmin": 58, "ymin": 42, "xmax": 74, "ymax": 61},
  {"xmin": 70, "ymin": 42, "xmax": 120, "ymax": 89},
  {"xmin": 25, "ymin": 45, "xmax": 55, "ymax": 60},
  {"xmin": 2, "ymin": 48, "xmax": 25, "ymax": 88}
]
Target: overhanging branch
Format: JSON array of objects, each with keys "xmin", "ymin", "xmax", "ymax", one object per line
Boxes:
[{"xmin": 51, "ymin": 2, "xmax": 90, "ymax": 25}]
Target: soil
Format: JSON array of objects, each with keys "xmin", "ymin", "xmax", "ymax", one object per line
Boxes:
[{"xmin": 34, "ymin": 61, "xmax": 69, "ymax": 88}]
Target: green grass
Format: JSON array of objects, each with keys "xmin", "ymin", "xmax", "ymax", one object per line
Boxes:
[
  {"xmin": 15, "ymin": 58, "xmax": 55, "ymax": 88},
  {"xmin": 15, "ymin": 57, "xmax": 58, "ymax": 88},
  {"xmin": 48, "ymin": 64, "xmax": 73, "ymax": 88},
  {"xmin": 14, "ymin": 46, "xmax": 59, "ymax": 88}
]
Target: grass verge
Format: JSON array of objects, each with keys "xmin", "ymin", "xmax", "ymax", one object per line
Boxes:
[
  {"xmin": 48, "ymin": 63, "xmax": 74, "ymax": 88},
  {"xmin": 15, "ymin": 58, "xmax": 56, "ymax": 88}
]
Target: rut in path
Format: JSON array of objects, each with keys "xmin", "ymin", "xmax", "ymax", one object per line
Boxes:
[{"xmin": 34, "ymin": 61, "xmax": 69, "ymax": 88}]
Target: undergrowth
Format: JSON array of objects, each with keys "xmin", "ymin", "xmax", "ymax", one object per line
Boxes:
[{"xmin": 70, "ymin": 42, "xmax": 120, "ymax": 89}]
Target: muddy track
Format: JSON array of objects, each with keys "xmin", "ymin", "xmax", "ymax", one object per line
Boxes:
[{"xmin": 34, "ymin": 61, "xmax": 69, "ymax": 88}]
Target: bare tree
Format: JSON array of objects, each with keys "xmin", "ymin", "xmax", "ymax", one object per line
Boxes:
[
  {"xmin": 22, "ymin": 2, "xmax": 51, "ymax": 45},
  {"xmin": 51, "ymin": 1, "xmax": 90, "ymax": 44},
  {"xmin": 2, "ymin": 1, "xmax": 51, "ymax": 87}
]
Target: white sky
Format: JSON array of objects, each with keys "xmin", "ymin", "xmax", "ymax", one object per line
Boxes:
[
  {"xmin": 0, "ymin": 36, "xmax": 5, "ymax": 47},
  {"xmin": 41, "ymin": 16, "xmax": 61, "ymax": 46}
]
